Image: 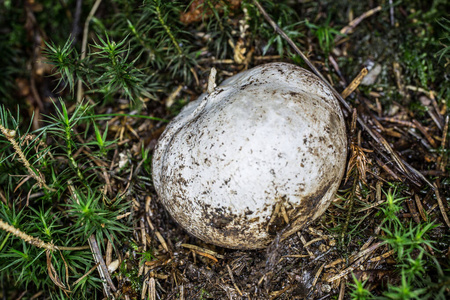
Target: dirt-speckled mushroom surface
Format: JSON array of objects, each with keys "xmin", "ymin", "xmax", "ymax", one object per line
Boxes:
[{"xmin": 152, "ymin": 62, "xmax": 347, "ymax": 249}]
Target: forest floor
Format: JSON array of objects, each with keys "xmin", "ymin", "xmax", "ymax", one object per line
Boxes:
[{"xmin": 0, "ymin": 0, "xmax": 449, "ymax": 299}]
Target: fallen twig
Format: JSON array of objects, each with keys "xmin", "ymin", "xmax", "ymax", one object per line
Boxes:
[
  {"xmin": 434, "ymin": 185, "xmax": 450, "ymax": 227},
  {"xmin": 437, "ymin": 115, "xmax": 449, "ymax": 172},
  {"xmin": 312, "ymin": 263, "xmax": 326, "ymax": 287},
  {"xmin": 327, "ymin": 242, "xmax": 383, "ymax": 282},
  {"xmin": 341, "ymin": 68, "xmax": 368, "ymax": 99},
  {"xmin": 76, "ymin": 0, "xmax": 102, "ymax": 103},
  {"xmin": 339, "ymin": 6, "xmax": 382, "ymax": 36},
  {"xmin": 227, "ymin": 264, "xmax": 243, "ymax": 296},
  {"xmin": 0, "ymin": 122, "xmax": 55, "ymax": 192},
  {"xmin": 0, "ymin": 219, "xmax": 89, "ymax": 251},
  {"xmin": 181, "ymin": 243, "xmax": 224, "ymax": 259},
  {"xmin": 88, "ymin": 235, "xmax": 117, "ymax": 297}
]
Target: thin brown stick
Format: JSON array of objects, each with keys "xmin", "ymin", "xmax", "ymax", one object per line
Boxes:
[
  {"xmin": 0, "ymin": 122, "xmax": 55, "ymax": 191},
  {"xmin": 0, "ymin": 187, "xmax": 8, "ymax": 205},
  {"xmin": 252, "ymin": 0, "xmax": 433, "ymax": 189},
  {"xmin": 76, "ymin": 0, "xmax": 102, "ymax": 103},
  {"xmin": 148, "ymin": 277, "xmax": 156, "ymax": 300},
  {"xmin": 47, "ymin": 250, "xmax": 70, "ymax": 293},
  {"xmin": 106, "ymin": 237, "xmax": 113, "ymax": 266},
  {"xmin": 0, "ymin": 219, "xmax": 88, "ymax": 251},
  {"xmin": 405, "ymin": 197, "xmax": 421, "ymax": 223},
  {"xmin": 374, "ymin": 157, "xmax": 402, "ymax": 182},
  {"xmin": 325, "ymin": 257, "xmax": 344, "ymax": 269},
  {"xmin": 181, "ymin": 243, "xmax": 224, "ymax": 259},
  {"xmin": 303, "ymin": 237, "xmax": 326, "ymax": 248},
  {"xmin": 327, "ymin": 242, "xmax": 383, "ymax": 282},
  {"xmin": 412, "ymin": 119, "xmax": 438, "ymax": 148},
  {"xmin": 339, "ymin": 6, "xmax": 382, "ymax": 36},
  {"xmin": 341, "ymin": 68, "xmax": 368, "ymax": 99},
  {"xmin": 0, "ymin": 219, "xmax": 55, "ymax": 251},
  {"xmin": 72, "ymin": 262, "xmax": 100, "ymax": 287},
  {"xmin": 338, "ymin": 278, "xmax": 346, "ymax": 300},
  {"xmin": 434, "ymin": 185, "xmax": 450, "ymax": 227},
  {"xmin": 329, "ymin": 54, "xmax": 347, "ymax": 85},
  {"xmin": 351, "ymin": 241, "xmax": 384, "ymax": 264},
  {"xmin": 58, "ymin": 250, "xmax": 70, "ymax": 288},
  {"xmin": 194, "ymin": 250, "xmax": 219, "ymax": 263},
  {"xmin": 414, "ymin": 194, "xmax": 427, "ymax": 221},
  {"xmin": 88, "ymin": 235, "xmax": 117, "ymax": 296},
  {"xmin": 360, "ymin": 223, "xmax": 382, "ymax": 251},
  {"xmin": 378, "ymin": 117, "xmax": 416, "ymax": 128},
  {"xmin": 227, "ymin": 264, "xmax": 243, "ymax": 296},
  {"xmin": 312, "ymin": 263, "xmax": 325, "ymax": 287},
  {"xmin": 298, "ymin": 233, "xmax": 315, "ymax": 258},
  {"xmin": 437, "ymin": 115, "xmax": 449, "ymax": 172},
  {"xmin": 368, "ymin": 249, "xmax": 395, "ymax": 262}
]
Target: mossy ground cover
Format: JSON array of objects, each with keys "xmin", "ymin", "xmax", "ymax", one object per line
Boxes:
[{"xmin": 0, "ymin": 0, "xmax": 449, "ymax": 299}]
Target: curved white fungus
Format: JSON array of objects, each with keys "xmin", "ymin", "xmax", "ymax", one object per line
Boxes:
[{"xmin": 152, "ymin": 62, "xmax": 347, "ymax": 249}]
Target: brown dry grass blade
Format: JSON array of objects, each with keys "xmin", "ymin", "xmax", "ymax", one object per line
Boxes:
[
  {"xmin": 46, "ymin": 250, "xmax": 71, "ymax": 294},
  {"xmin": 88, "ymin": 235, "xmax": 117, "ymax": 296}
]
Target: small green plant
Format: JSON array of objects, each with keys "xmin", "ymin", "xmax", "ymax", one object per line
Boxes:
[
  {"xmin": 383, "ymin": 270, "xmax": 427, "ymax": 300},
  {"xmin": 376, "ymin": 187, "xmax": 444, "ymax": 300},
  {"xmin": 0, "ymin": 100, "xmax": 131, "ymax": 298},
  {"xmin": 305, "ymin": 16, "xmax": 344, "ymax": 56},
  {"xmin": 44, "ymin": 37, "xmax": 81, "ymax": 93},
  {"xmin": 349, "ymin": 273, "xmax": 373, "ymax": 300},
  {"xmin": 436, "ymin": 18, "xmax": 450, "ymax": 60},
  {"xmin": 263, "ymin": 22, "xmax": 304, "ymax": 58},
  {"xmin": 45, "ymin": 34, "xmax": 153, "ymax": 102},
  {"xmin": 382, "ymin": 220, "xmax": 437, "ymax": 261},
  {"xmin": 199, "ymin": 0, "xmax": 236, "ymax": 59},
  {"xmin": 66, "ymin": 188, "xmax": 128, "ymax": 246},
  {"xmin": 379, "ymin": 188, "xmax": 407, "ymax": 227},
  {"xmin": 119, "ymin": 0, "xmax": 197, "ymax": 83},
  {"xmin": 87, "ymin": 122, "xmax": 115, "ymax": 156},
  {"xmin": 247, "ymin": 1, "xmax": 304, "ymax": 58},
  {"xmin": 90, "ymin": 34, "xmax": 151, "ymax": 100}
]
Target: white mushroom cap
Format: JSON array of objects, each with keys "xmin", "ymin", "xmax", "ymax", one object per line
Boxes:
[{"xmin": 152, "ymin": 63, "xmax": 347, "ymax": 249}]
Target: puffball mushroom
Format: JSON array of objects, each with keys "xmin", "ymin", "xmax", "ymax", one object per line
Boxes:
[{"xmin": 152, "ymin": 63, "xmax": 347, "ymax": 249}]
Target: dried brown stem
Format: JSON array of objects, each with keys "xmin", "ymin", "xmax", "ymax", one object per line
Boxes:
[
  {"xmin": 0, "ymin": 187, "xmax": 7, "ymax": 205},
  {"xmin": 227, "ymin": 264, "xmax": 243, "ymax": 296},
  {"xmin": 437, "ymin": 115, "xmax": 449, "ymax": 172},
  {"xmin": 406, "ymin": 196, "xmax": 421, "ymax": 223},
  {"xmin": 339, "ymin": 6, "xmax": 382, "ymax": 36},
  {"xmin": 0, "ymin": 219, "xmax": 56, "ymax": 251},
  {"xmin": 72, "ymin": 262, "xmax": 100, "ymax": 287},
  {"xmin": 414, "ymin": 193, "xmax": 427, "ymax": 221},
  {"xmin": 76, "ymin": 0, "xmax": 102, "ymax": 103},
  {"xmin": 327, "ymin": 242, "xmax": 383, "ymax": 282},
  {"xmin": 88, "ymin": 235, "xmax": 117, "ymax": 296},
  {"xmin": 0, "ymin": 122, "xmax": 55, "ymax": 191},
  {"xmin": 47, "ymin": 250, "xmax": 70, "ymax": 294},
  {"xmin": 434, "ymin": 185, "xmax": 450, "ymax": 227},
  {"xmin": 0, "ymin": 219, "xmax": 89, "ymax": 251},
  {"xmin": 341, "ymin": 68, "xmax": 368, "ymax": 99},
  {"xmin": 412, "ymin": 119, "xmax": 437, "ymax": 148},
  {"xmin": 312, "ymin": 263, "xmax": 325, "ymax": 287}
]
